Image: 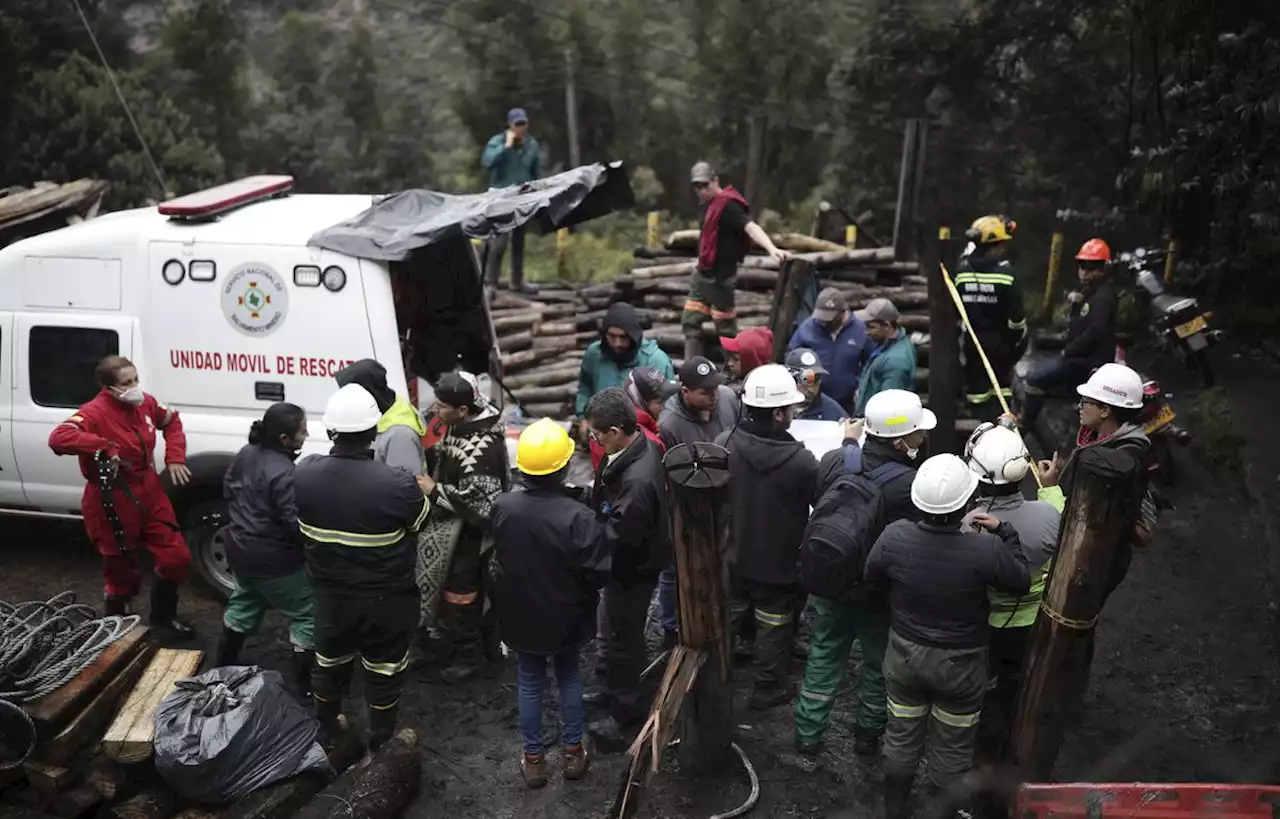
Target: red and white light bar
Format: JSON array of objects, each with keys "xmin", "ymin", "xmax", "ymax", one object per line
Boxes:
[{"xmin": 159, "ymin": 175, "xmax": 295, "ymax": 220}]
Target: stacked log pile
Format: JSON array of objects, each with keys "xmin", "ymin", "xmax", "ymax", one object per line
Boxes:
[{"xmin": 491, "ymin": 231, "xmax": 930, "ymax": 419}]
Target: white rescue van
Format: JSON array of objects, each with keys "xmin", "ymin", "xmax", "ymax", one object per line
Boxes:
[{"xmin": 0, "ymin": 176, "xmax": 508, "ymax": 594}]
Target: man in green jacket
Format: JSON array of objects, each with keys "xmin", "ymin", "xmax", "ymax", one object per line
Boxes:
[
  {"xmin": 481, "ymin": 107, "xmax": 541, "ymax": 294},
  {"xmin": 854, "ymin": 299, "xmax": 917, "ymax": 416},
  {"xmin": 575, "ymin": 303, "xmax": 675, "ymax": 416}
]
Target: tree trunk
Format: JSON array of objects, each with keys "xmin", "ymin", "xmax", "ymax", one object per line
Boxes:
[
  {"xmin": 222, "ymin": 720, "xmax": 363, "ymax": 819},
  {"xmin": 293, "ymin": 730, "xmax": 420, "ymax": 819}
]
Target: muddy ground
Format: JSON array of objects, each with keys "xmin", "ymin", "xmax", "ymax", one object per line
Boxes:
[{"xmin": 1, "ymin": 347, "xmax": 1278, "ymax": 819}]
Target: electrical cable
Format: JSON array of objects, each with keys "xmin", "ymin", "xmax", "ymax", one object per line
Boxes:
[{"xmin": 709, "ymin": 742, "xmax": 760, "ymax": 819}]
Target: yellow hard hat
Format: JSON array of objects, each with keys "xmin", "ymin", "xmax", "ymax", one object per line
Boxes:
[
  {"xmin": 966, "ymin": 215, "xmax": 1016, "ymax": 245},
  {"xmin": 516, "ymin": 418, "xmax": 575, "ymax": 476}
]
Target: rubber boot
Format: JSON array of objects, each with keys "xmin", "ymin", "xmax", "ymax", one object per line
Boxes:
[
  {"xmin": 367, "ymin": 703, "xmax": 400, "ymax": 751},
  {"xmin": 684, "ymin": 336, "xmax": 706, "ymax": 362},
  {"xmin": 884, "ymin": 773, "xmax": 914, "ymax": 819},
  {"xmin": 103, "ymin": 596, "xmax": 130, "ymax": 617},
  {"xmin": 291, "ymin": 649, "xmax": 315, "ymax": 701},
  {"xmin": 439, "ymin": 642, "xmax": 488, "ymax": 685},
  {"xmin": 149, "ymin": 580, "xmax": 196, "ymax": 640},
  {"xmin": 215, "ymin": 627, "xmax": 248, "ymax": 667}
]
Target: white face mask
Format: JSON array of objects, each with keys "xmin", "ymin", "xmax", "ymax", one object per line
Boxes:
[
  {"xmin": 904, "ymin": 446, "xmax": 921, "ymax": 461},
  {"xmin": 112, "ymin": 385, "xmax": 144, "ymax": 406}
]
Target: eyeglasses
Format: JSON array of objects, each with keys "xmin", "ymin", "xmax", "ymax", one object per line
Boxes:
[{"xmin": 1078, "ymin": 398, "xmax": 1105, "ymax": 409}]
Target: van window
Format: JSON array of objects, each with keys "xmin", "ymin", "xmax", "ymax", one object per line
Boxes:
[{"xmin": 30, "ymin": 326, "xmax": 119, "ymax": 408}]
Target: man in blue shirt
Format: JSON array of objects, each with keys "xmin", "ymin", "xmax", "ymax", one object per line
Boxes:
[
  {"xmin": 480, "ymin": 107, "xmax": 541, "ymax": 294},
  {"xmin": 787, "ymin": 287, "xmax": 868, "ymax": 412},
  {"xmin": 785, "ymin": 348, "xmax": 846, "ymax": 421}
]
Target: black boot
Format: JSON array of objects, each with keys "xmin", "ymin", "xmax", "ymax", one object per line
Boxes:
[
  {"xmin": 884, "ymin": 773, "xmax": 914, "ymax": 819},
  {"xmin": 291, "ymin": 649, "xmax": 315, "ymax": 701},
  {"xmin": 149, "ymin": 580, "xmax": 196, "ymax": 640},
  {"xmin": 215, "ymin": 627, "xmax": 248, "ymax": 667},
  {"xmin": 368, "ymin": 703, "xmax": 400, "ymax": 751},
  {"xmin": 103, "ymin": 596, "xmax": 131, "ymax": 617}
]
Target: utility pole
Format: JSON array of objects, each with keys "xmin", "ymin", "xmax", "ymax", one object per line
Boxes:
[{"xmin": 564, "ymin": 47, "xmax": 582, "ymax": 167}]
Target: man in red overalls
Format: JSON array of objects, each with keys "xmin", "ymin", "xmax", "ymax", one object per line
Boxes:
[{"xmin": 49, "ymin": 355, "xmax": 196, "ymax": 638}]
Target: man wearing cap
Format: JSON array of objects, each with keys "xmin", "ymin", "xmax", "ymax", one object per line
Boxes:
[
  {"xmin": 683, "ymin": 162, "xmax": 792, "ymax": 361},
  {"xmin": 419, "ymin": 371, "xmax": 511, "ymax": 684},
  {"xmin": 854, "ymin": 298, "xmax": 918, "ymax": 416},
  {"xmin": 787, "ymin": 287, "xmax": 869, "ymax": 413},
  {"xmin": 721, "ymin": 326, "xmax": 775, "ymax": 391},
  {"xmin": 481, "ymin": 107, "xmax": 542, "ymax": 294},
  {"xmin": 785, "ymin": 348, "xmax": 845, "ymax": 421}
]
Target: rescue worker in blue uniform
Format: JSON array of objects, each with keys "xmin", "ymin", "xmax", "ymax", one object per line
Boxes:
[
  {"xmin": 956, "ymin": 215, "xmax": 1026, "ymax": 419},
  {"xmin": 294, "ymin": 383, "xmax": 432, "ymax": 750}
]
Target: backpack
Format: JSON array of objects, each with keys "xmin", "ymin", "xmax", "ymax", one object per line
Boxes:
[{"xmin": 799, "ymin": 445, "xmax": 913, "ymax": 603}]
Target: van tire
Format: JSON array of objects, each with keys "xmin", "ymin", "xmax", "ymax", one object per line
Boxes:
[{"xmin": 182, "ymin": 497, "xmax": 235, "ymax": 600}]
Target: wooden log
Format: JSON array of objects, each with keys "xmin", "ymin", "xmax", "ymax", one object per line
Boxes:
[
  {"xmin": 101, "ymin": 648, "xmax": 203, "ymax": 764},
  {"xmin": 222, "ymin": 717, "xmax": 363, "ymax": 819},
  {"xmin": 630, "ymin": 261, "xmax": 696, "ymax": 280},
  {"xmin": 293, "ymin": 729, "xmax": 420, "ymax": 819},
  {"xmin": 533, "ymin": 321, "xmax": 577, "ymax": 336},
  {"xmin": 37, "ymin": 637, "xmax": 158, "ymax": 766},
  {"xmin": 22, "ymin": 760, "xmax": 72, "ymax": 800},
  {"xmin": 584, "ymin": 296, "xmax": 612, "ymax": 310},
  {"xmin": 767, "ymin": 259, "xmax": 815, "ymax": 361},
  {"xmin": 53, "ymin": 784, "xmax": 106, "ymax": 818},
  {"xmin": 488, "ymin": 292, "xmax": 538, "ymax": 310},
  {"xmin": 172, "ymin": 810, "xmax": 221, "ymax": 819},
  {"xmin": 898, "ymin": 313, "xmax": 929, "ymax": 332},
  {"xmin": 519, "ymin": 402, "xmax": 567, "ymax": 418},
  {"xmin": 740, "ymin": 246, "xmax": 896, "ymax": 271},
  {"xmin": 26, "ymin": 625, "xmax": 150, "ymax": 737},
  {"xmin": 926, "ymin": 238, "xmax": 960, "ymax": 455},
  {"xmin": 819, "ymin": 267, "xmax": 880, "ymax": 285},
  {"xmin": 665, "ymin": 229, "xmax": 848, "ymax": 254},
  {"xmin": 106, "ymin": 790, "xmax": 182, "ymax": 819},
  {"xmin": 510, "ymin": 383, "xmax": 577, "ymax": 404},
  {"xmin": 530, "ymin": 335, "xmax": 578, "ymax": 353},
  {"xmin": 490, "ymin": 310, "xmax": 542, "ymax": 332},
  {"xmin": 495, "ymin": 330, "xmax": 532, "ymax": 352},
  {"xmin": 500, "ymin": 365, "xmax": 581, "ymax": 389}
]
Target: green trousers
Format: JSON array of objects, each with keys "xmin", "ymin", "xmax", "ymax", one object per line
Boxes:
[
  {"xmin": 794, "ymin": 596, "xmax": 890, "ymax": 745},
  {"xmin": 223, "ymin": 568, "xmax": 316, "ymax": 650}
]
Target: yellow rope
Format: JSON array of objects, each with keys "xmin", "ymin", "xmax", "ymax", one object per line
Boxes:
[
  {"xmin": 939, "ymin": 261, "xmax": 1044, "ymax": 489},
  {"xmin": 1038, "ymin": 600, "xmax": 1100, "ymax": 631}
]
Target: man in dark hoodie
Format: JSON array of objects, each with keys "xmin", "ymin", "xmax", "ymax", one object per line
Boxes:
[
  {"xmin": 575, "ymin": 303, "xmax": 675, "ymax": 417},
  {"xmin": 582, "ymin": 388, "xmax": 671, "ymax": 751},
  {"xmin": 335, "ymin": 359, "xmax": 425, "ymax": 478},
  {"xmin": 418, "ymin": 371, "xmax": 511, "ymax": 684},
  {"xmin": 716, "ymin": 364, "xmax": 818, "ymax": 710}
]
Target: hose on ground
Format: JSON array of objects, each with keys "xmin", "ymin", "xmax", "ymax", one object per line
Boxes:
[
  {"xmin": 710, "ymin": 742, "xmax": 760, "ymax": 819},
  {"xmin": 0, "ymin": 699, "xmax": 36, "ymax": 770}
]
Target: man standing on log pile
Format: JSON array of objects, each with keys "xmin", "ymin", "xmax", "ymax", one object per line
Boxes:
[
  {"xmin": 787, "ymin": 348, "xmax": 846, "ymax": 421},
  {"xmin": 865, "ymin": 454, "xmax": 1029, "ymax": 819},
  {"xmin": 683, "ymin": 161, "xmax": 792, "ymax": 361},
  {"xmin": 416, "ymin": 372, "xmax": 510, "ymax": 685},
  {"xmin": 581, "ymin": 388, "xmax": 671, "ymax": 752},
  {"xmin": 956, "ymin": 215, "xmax": 1027, "ymax": 420},
  {"xmin": 721, "ymin": 326, "xmax": 775, "ymax": 393},
  {"xmin": 480, "ymin": 106, "xmax": 541, "ymax": 295},
  {"xmin": 294, "ymin": 384, "xmax": 432, "ymax": 751},
  {"xmin": 854, "ymin": 298, "xmax": 918, "ymax": 415},
  {"xmin": 575, "ymin": 302, "xmax": 675, "ymax": 421},
  {"xmin": 656, "ymin": 357, "xmax": 739, "ymax": 647},
  {"xmin": 961, "ymin": 423, "xmax": 1060, "ymax": 765},
  {"xmin": 788, "ymin": 287, "xmax": 869, "ymax": 413},
  {"xmin": 716, "ymin": 364, "xmax": 818, "ymax": 710}
]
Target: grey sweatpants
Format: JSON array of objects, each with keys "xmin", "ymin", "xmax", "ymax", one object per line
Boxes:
[{"xmin": 882, "ymin": 629, "xmax": 987, "ymax": 787}]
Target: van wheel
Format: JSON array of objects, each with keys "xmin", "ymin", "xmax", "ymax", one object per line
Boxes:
[{"xmin": 183, "ymin": 498, "xmax": 234, "ymax": 600}]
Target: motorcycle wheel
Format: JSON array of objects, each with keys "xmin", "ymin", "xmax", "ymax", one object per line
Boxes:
[{"xmin": 1189, "ymin": 348, "xmax": 1216, "ymax": 388}]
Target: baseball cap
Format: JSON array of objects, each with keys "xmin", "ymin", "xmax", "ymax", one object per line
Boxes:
[
  {"xmin": 784, "ymin": 347, "xmax": 829, "ymax": 376},
  {"xmin": 630, "ymin": 366, "xmax": 679, "ymax": 403},
  {"xmin": 507, "ymin": 107, "xmax": 529, "ymax": 125},
  {"xmin": 855, "ymin": 297, "xmax": 901, "ymax": 323},
  {"xmin": 435, "ymin": 371, "xmax": 481, "ymax": 408},
  {"xmin": 811, "ymin": 287, "xmax": 848, "ymax": 322},
  {"xmin": 719, "ymin": 335, "xmax": 741, "ymax": 353},
  {"xmin": 690, "ymin": 161, "xmax": 717, "ymax": 184},
  {"xmin": 678, "ymin": 356, "xmax": 726, "ymax": 390}
]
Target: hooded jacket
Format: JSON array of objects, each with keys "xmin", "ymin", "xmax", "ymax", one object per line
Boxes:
[
  {"xmin": 590, "ymin": 433, "xmax": 671, "ymax": 586},
  {"xmin": 730, "ymin": 327, "xmax": 775, "ymax": 374},
  {"xmin": 963, "ymin": 490, "xmax": 1061, "ymax": 628},
  {"xmin": 818, "ymin": 435, "xmax": 920, "ymax": 524},
  {"xmin": 575, "ymin": 303, "xmax": 675, "ymax": 415},
  {"xmin": 787, "ymin": 315, "xmax": 869, "ymax": 408},
  {"xmin": 715, "ymin": 421, "xmax": 819, "ymax": 587},
  {"xmin": 1062, "ymin": 278, "xmax": 1119, "ymax": 369},
  {"xmin": 336, "ymin": 359, "xmax": 425, "ymax": 477},
  {"xmin": 855, "ymin": 327, "xmax": 917, "ymax": 415},
  {"xmin": 659, "ymin": 386, "xmax": 740, "ymax": 451},
  {"xmin": 223, "ymin": 443, "xmax": 303, "ymax": 578}
]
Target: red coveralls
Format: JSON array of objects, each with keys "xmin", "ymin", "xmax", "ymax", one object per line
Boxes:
[{"xmin": 48, "ymin": 390, "xmax": 192, "ymax": 598}]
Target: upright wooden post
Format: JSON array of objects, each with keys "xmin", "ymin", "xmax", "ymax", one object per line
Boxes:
[
  {"xmin": 768, "ymin": 259, "xmax": 814, "ymax": 362},
  {"xmin": 646, "ymin": 210, "xmax": 661, "ymax": 248},
  {"xmin": 1041, "ymin": 232, "xmax": 1064, "ymax": 323},
  {"xmin": 925, "ymin": 236, "xmax": 960, "ymax": 454},
  {"xmin": 893, "ymin": 119, "xmax": 928, "ymax": 261},
  {"xmin": 1010, "ymin": 447, "xmax": 1144, "ymax": 779},
  {"xmin": 845, "ymin": 224, "xmax": 858, "ymax": 248},
  {"xmin": 1163, "ymin": 238, "xmax": 1178, "ymax": 284}
]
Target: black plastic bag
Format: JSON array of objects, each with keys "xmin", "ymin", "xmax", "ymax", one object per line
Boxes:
[{"xmin": 154, "ymin": 665, "xmax": 332, "ymax": 803}]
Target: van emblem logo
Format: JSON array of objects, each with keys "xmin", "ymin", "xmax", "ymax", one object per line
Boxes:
[{"xmin": 222, "ymin": 263, "xmax": 289, "ymax": 337}]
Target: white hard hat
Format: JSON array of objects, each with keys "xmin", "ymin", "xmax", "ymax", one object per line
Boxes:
[
  {"xmin": 911, "ymin": 453, "xmax": 980, "ymax": 515},
  {"xmin": 323, "ymin": 383, "xmax": 383, "ymax": 433},
  {"xmin": 742, "ymin": 364, "xmax": 806, "ymax": 409},
  {"xmin": 964, "ymin": 423, "xmax": 1030, "ymax": 485},
  {"xmin": 1076, "ymin": 362, "xmax": 1143, "ymax": 410},
  {"xmin": 864, "ymin": 389, "xmax": 938, "ymax": 438}
]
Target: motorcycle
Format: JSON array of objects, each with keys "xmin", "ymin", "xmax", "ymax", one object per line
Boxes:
[{"xmin": 1119, "ymin": 247, "xmax": 1223, "ymax": 386}]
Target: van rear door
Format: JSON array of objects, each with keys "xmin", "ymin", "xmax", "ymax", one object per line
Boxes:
[{"xmin": 0, "ymin": 312, "xmax": 21, "ymax": 507}]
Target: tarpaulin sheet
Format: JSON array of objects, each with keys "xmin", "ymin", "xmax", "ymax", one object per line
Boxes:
[{"xmin": 308, "ymin": 161, "xmax": 633, "ymax": 262}]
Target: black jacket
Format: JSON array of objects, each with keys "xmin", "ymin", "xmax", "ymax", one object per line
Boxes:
[
  {"xmin": 716, "ymin": 422, "xmax": 819, "ymax": 588},
  {"xmin": 590, "ymin": 433, "xmax": 671, "ymax": 587},
  {"xmin": 956, "ymin": 252, "xmax": 1026, "ymax": 339},
  {"xmin": 819, "ymin": 436, "xmax": 920, "ymax": 525},
  {"xmin": 1062, "ymin": 278, "xmax": 1118, "ymax": 369},
  {"xmin": 222, "ymin": 444, "xmax": 303, "ymax": 579},
  {"xmin": 492, "ymin": 483, "xmax": 612, "ymax": 655},
  {"xmin": 659, "ymin": 388, "xmax": 740, "ymax": 450},
  {"xmin": 294, "ymin": 447, "xmax": 430, "ymax": 592},
  {"xmin": 865, "ymin": 519, "xmax": 1030, "ymax": 649}
]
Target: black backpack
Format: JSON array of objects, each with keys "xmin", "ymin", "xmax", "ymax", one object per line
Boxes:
[{"xmin": 799, "ymin": 445, "xmax": 913, "ymax": 603}]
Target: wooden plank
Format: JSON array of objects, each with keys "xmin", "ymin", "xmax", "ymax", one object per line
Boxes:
[
  {"xmin": 26, "ymin": 625, "xmax": 150, "ymax": 735},
  {"xmin": 36, "ymin": 640, "xmax": 158, "ymax": 767},
  {"xmin": 102, "ymin": 649, "xmax": 203, "ymax": 764},
  {"xmin": 21, "ymin": 759, "xmax": 72, "ymax": 800}
]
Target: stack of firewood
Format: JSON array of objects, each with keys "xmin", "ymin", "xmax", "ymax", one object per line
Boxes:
[{"xmin": 490, "ymin": 230, "xmax": 931, "ymax": 419}]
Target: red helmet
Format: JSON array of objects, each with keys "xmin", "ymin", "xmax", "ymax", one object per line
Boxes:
[{"xmin": 1075, "ymin": 238, "xmax": 1111, "ymax": 262}]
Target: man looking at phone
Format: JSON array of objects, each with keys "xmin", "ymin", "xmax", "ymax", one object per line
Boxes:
[{"xmin": 481, "ymin": 107, "xmax": 542, "ymax": 294}]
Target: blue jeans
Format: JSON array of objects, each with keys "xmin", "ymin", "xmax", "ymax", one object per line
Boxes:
[
  {"xmin": 1022, "ymin": 357, "xmax": 1085, "ymax": 425},
  {"xmin": 657, "ymin": 565, "xmax": 678, "ymax": 634},
  {"xmin": 516, "ymin": 649, "xmax": 584, "ymax": 755}
]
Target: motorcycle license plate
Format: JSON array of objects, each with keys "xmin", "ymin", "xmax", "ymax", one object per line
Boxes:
[
  {"xmin": 1144, "ymin": 403, "xmax": 1176, "ymax": 435},
  {"xmin": 1175, "ymin": 314, "xmax": 1208, "ymax": 339}
]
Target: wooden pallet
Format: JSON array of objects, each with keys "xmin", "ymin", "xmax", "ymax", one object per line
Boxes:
[{"xmin": 101, "ymin": 649, "xmax": 203, "ymax": 764}]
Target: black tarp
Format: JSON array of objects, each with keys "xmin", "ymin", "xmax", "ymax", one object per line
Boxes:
[{"xmin": 308, "ymin": 161, "xmax": 634, "ymax": 262}]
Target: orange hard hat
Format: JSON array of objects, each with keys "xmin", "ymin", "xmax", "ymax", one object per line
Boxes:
[{"xmin": 1076, "ymin": 238, "xmax": 1111, "ymax": 262}]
